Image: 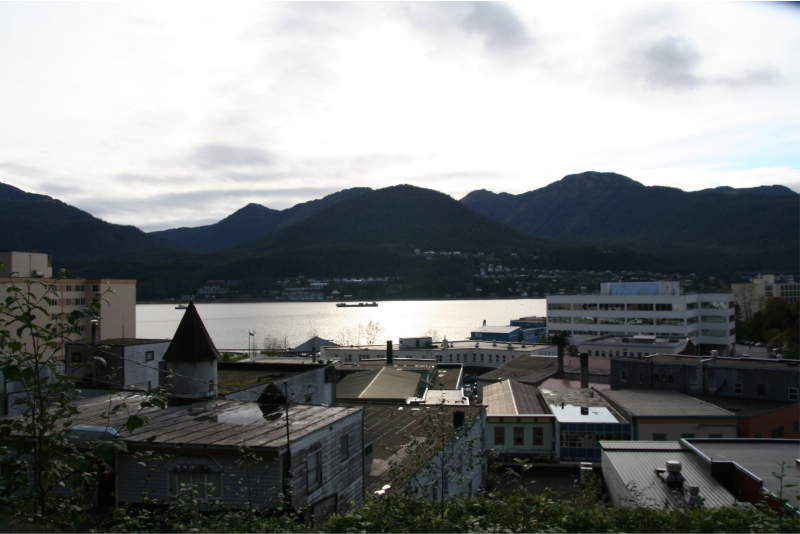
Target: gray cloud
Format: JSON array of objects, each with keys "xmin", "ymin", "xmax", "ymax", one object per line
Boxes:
[
  {"xmin": 460, "ymin": 2, "xmax": 531, "ymax": 51},
  {"xmin": 0, "ymin": 162, "xmax": 44, "ymax": 178},
  {"xmin": 716, "ymin": 65, "xmax": 782, "ymax": 88},
  {"xmin": 115, "ymin": 173, "xmax": 198, "ymax": 186},
  {"xmin": 187, "ymin": 144, "xmax": 273, "ymax": 169},
  {"xmin": 637, "ymin": 35, "xmax": 702, "ymax": 89}
]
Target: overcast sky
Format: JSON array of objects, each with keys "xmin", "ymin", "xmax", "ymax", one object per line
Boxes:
[{"xmin": 1, "ymin": 2, "xmax": 797, "ymax": 232}]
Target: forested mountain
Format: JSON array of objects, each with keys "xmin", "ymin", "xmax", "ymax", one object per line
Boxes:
[
  {"xmin": 0, "ymin": 182, "xmax": 188, "ymax": 264},
  {"xmin": 150, "ymin": 187, "xmax": 371, "ymax": 252},
  {"xmin": 232, "ymin": 184, "xmax": 545, "ymax": 255},
  {"xmin": 460, "ymin": 171, "xmax": 798, "ymax": 261}
]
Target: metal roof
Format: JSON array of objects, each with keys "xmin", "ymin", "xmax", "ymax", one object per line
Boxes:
[
  {"xmin": 483, "ymin": 380, "xmax": 548, "ymax": 415},
  {"xmin": 600, "ymin": 389, "xmax": 735, "ymax": 418},
  {"xmin": 478, "ymin": 356, "xmax": 558, "ymax": 384},
  {"xmin": 601, "ymin": 446, "xmax": 736, "ymax": 508},
  {"xmin": 337, "ymin": 367, "xmax": 423, "ymax": 400},
  {"xmin": 353, "ymin": 403, "xmax": 486, "ymax": 494},
  {"xmin": 67, "ymin": 394, "xmax": 361, "ymax": 451},
  {"xmin": 471, "ymin": 326, "xmax": 520, "ymax": 334}
]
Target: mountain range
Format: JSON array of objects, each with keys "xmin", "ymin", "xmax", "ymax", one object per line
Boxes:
[{"xmin": 1, "ymin": 172, "xmax": 796, "ymax": 298}]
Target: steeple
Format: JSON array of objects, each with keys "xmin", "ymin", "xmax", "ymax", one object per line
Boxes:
[{"xmin": 163, "ymin": 301, "xmax": 219, "ymax": 363}]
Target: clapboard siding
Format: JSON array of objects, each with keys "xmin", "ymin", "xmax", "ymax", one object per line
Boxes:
[
  {"xmin": 290, "ymin": 409, "xmax": 364, "ymax": 514},
  {"xmin": 116, "ymin": 450, "xmax": 283, "ymax": 508}
]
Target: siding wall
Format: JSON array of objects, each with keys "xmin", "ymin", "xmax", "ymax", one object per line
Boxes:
[
  {"xmin": 121, "ymin": 343, "xmax": 169, "ymax": 388},
  {"xmin": 288, "ymin": 409, "xmax": 364, "ymax": 514},
  {"xmin": 116, "ymin": 449, "xmax": 283, "ymax": 508}
]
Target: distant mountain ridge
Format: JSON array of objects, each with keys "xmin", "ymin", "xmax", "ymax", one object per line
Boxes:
[
  {"xmin": 0, "ymin": 182, "xmax": 187, "ymax": 263},
  {"xmin": 151, "ymin": 188, "xmax": 371, "ymax": 252},
  {"xmin": 459, "ymin": 171, "xmax": 799, "ymax": 254}
]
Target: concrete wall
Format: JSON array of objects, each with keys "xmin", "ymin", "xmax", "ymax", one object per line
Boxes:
[{"xmin": 636, "ymin": 419, "xmax": 737, "ymax": 441}]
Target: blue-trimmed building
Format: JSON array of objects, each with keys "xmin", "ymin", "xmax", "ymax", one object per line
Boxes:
[
  {"xmin": 470, "ymin": 326, "xmax": 522, "ymax": 342},
  {"xmin": 540, "ymin": 387, "xmax": 631, "ymax": 462}
]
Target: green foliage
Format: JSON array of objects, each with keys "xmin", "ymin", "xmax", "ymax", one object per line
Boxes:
[{"xmin": 0, "ymin": 266, "xmax": 166, "ymax": 531}]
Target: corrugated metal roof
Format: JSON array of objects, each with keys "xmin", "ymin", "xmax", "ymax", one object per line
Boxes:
[
  {"xmin": 600, "ymin": 441, "xmax": 683, "ymax": 451},
  {"xmin": 336, "ymin": 370, "xmax": 380, "ymax": 398},
  {"xmin": 603, "ymin": 449, "xmax": 736, "ymax": 508},
  {"xmin": 67, "ymin": 394, "xmax": 360, "ymax": 451}
]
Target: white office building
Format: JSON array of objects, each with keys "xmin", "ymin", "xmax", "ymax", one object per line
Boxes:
[{"xmin": 546, "ymin": 282, "xmax": 735, "ymax": 356}]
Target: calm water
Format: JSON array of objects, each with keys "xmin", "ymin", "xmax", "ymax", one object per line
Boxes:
[{"xmin": 137, "ymin": 299, "xmax": 546, "ymax": 350}]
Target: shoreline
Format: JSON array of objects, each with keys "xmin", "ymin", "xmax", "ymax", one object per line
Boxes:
[{"xmin": 137, "ymin": 296, "xmax": 545, "ymax": 305}]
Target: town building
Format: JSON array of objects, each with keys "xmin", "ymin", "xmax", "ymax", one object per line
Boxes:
[
  {"xmin": 546, "ymin": 281, "xmax": 735, "ymax": 356},
  {"xmin": 322, "ymin": 338, "xmax": 556, "ymax": 370},
  {"xmin": 0, "ymin": 251, "xmax": 136, "ymax": 355},
  {"xmin": 579, "ymin": 334, "xmax": 695, "ymax": 358},
  {"xmin": 509, "ymin": 316, "xmax": 548, "ymax": 342},
  {"xmin": 67, "ymin": 393, "xmax": 365, "ymax": 520},
  {"xmin": 470, "ymin": 326, "xmax": 522, "ymax": 342},
  {"xmin": 65, "ymin": 338, "xmax": 169, "ymax": 391},
  {"xmin": 601, "ymin": 439, "xmax": 800, "ymax": 513},
  {"xmin": 482, "ymin": 380, "xmax": 556, "ymax": 462},
  {"xmin": 356, "ymin": 403, "xmax": 487, "ymax": 500},
  {"xmin": 220, "ymin": 361, "xmax": 338, "ymax": 407},
  {"xmin": 609, "ymin": 354, "xmax": 800, "ymax": 403},
  {"xmin": 732, "ymin": 274, "xmax": 800, "ymax": 319},
  {"xmin": 597, "ymin": 389, "xmax": 738, "ymax": 441}
]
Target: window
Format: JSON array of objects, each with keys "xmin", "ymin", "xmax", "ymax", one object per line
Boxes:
[
  {"xmin": 653, "ymin": 373, "xmax": 660, "ymax": 382},
  {"xmin": 170, "ymin": 471, "xmax": 221, "ymax": 499},
  {"xmin": 51, "ymin": 313, "xmax": 58, "ymax": 320},
  {"xmin": 789, "ymin": 387, "xmax": 798, "ymax": 401},
  {"xmin": 620, "ymin": 370, "xmax": 627, "ymax": 382},
  {"xmin": 74, "ymin": 298, "xmax": 86, "ymax": 306},
  {"xmin": 65, "ymin": 299, "xmax": 72, "ymax": 306},
  {"xmin": 494, "ymin": 427, "xmax": 505, "ymax": 446},
  {"xmin": 680, "ymin": 433, "xmax": 695, "ymax": 439},
  {"xmin": 513, "ymin": 427, "xmax": 524, "ymax": 446},
  {"xmin": 533, "ymin": 427, "xmax": 543, "ymax": 445},
  {"xmin": 92, "ymin": 285, "xmax": 99, "ymax": 292},
  {"xmin": 71, "ymin": 352, "xmax": 82, "ymax": 363},
  {"xmin": 653, "ymin": 433, "xmax": 667, "ymax": 441},
  {"xmin": 668, "ymin": 374, "xmax": 675, "ymax": 384},
  {"xmin": 734, "ymin": 382, "xmax": 743, "ymax": 394},
  {"xmin": 627, "ymin": 303, "xmax": 654, "ymax": 311},
  {"xmin": 771, "ymin": 427, "xmax": 784, "ymax": 439},
  {"xmin": 65, "ymin": 285, "xmax": 72, "ymax": 292},
  {"xmin": 50, "ymin": 299, "xmax": 59, "ymax": 307},
  {"xmin": 75, "ymin": 285, "xmax": 86, "ymax": 292},
  {"xmin": 307, "ymin": 450, "xmax": 322, "ymax": 491},
  {"xmin": 305, "ymin": 394, "xmax": 312, "ymax": 404},
  {"xmin": 701, "ymin": 301, "xmax": 727, "ymax": 310},
  {"xmin": 548, "ymin": 303, "xmax": 571, "ymax": 310},
  {"xmin": 708, "ymin": 434, "xmax": 723, "ymax": 439},
  {"xmin": 757, "ymin": 384, "xmax": 765, "ymax": 397},
  {"xmin": 76, "ymin": 325, "xmax": 86, "ymax": 333},
  {"xmin": 341, "ymin": 435, "xmax": 349, "ymax": 461}
]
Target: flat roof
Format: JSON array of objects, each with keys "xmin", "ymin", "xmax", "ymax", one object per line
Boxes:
[
  {"xmin": 600, "ymin": 390, "xmax": 735, "ymax": 418},
  {"xmin": 471, "ymin": 326, "xmax": 520, "ymax": 334},
  {"xmin": 688, "ymin": 395, "xmax": 798, "ymax": 418},
  {"xmin": 643, "ymin": 355, "xmax": 798, "ymax": 370},
  {"xmin": 67, "ymin": 394, "xmax": 360, "ymax": 451},
  {"xmin": 541, "ymin": 388, "xmax": 628, "ymax": 424},
  {"xmin": 337, "ymin": 366, "xmax": 423, "ymax": 400},
  {"xmin": 685, "ymin": 439, "xmax": 800, "ymax": 505}
]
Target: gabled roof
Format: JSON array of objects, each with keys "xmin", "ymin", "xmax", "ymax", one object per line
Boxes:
[
  {"xmin": 483, "ymin": 380, "xmax": 548, "ymax": 415},
  {"xmin": 290, "ymin": 336, "xmax": 338, "ymax": 354},
  {"xmin": 163, "ymin": 301, "xmax": 220, "ymax": 362}
]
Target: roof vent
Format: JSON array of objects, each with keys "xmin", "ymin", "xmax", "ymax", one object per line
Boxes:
[
  {"xmin": 683, "ymin": 485, "xmax": 705, "ymax": 506},
  {"xmin": 657, "ymin": 460, "xmax": 686, "ymax": 488}
]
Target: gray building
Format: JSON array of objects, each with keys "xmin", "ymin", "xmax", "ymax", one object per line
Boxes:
[
  {"xmin": 65, "ymin": 338, "xmax": 170, "ymax": 391},
  {"xmin": 68, "ymin": 393, "xmax": 364, "ymax": 521},
  {"xmin": 610, "ymin": 354, "xmax": 800, "ymax": 403}
]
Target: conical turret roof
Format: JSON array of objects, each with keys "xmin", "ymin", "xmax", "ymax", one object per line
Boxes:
[{"xmin": 163, "ymin": 301, "xmax": 220, "ymax": 362}]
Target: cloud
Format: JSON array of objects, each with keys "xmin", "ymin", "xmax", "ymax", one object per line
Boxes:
[
  {"xmin": 0, "ymin": 162, "xmax": 43, "ymax": 178},
  {"xmin": 634, "ymin": 35, "xmax": 702, "ymax": 89},
  {"xmin": 187, "ymin": 144, "xmax": 273, "ymax": 169},
  {"xmin": 115, "ymin": 173, "xmax": 198, "ymax": 186},
  {"xmin": 460, "ymin": 2, "xmax": 532, "ymax": 51}
]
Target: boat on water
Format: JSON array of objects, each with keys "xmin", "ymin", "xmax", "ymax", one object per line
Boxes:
[
  {"xmin": 336, "ymin": 302, "xmax": 378, "ymax": 308},
  {"xmin": 175, "ymin": 304, "xmax": 188, "ymax": 310}
]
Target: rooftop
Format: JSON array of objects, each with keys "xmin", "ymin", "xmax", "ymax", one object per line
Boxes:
[
  {"xmin": 67, "ymin": 394, "xmax": 361, "ymax": 451},
  {"xmin": 483, "ymin": 380, "xmax": 548, "ymax": 415},
  {"xmin": 541, "ymin": 388, "xmax": 628, "ymax": 424},
  {"xmin": 337, "ymin": 366, "xmax": 424, "ymax": 401},
  {"xmin": 600, "ymin": 389, "xmax": 735, "ymax": 418},
  {"xmin": 600, "ymin": 442, "xmax": 736, "ymax": 508},
  {"xmin": 354, "ymin": 403, "xmax": 486, "ymax": 494},
  {"xmin": 477, "ymin": 356, "xmax": 558, "ymax": 385},
  {"xmin": 95, "ymin": 338, "xmax": 170, "ymax": 346},
  {"xmin": 471, "ymin": 326, "xmax": 520, "ymax": 334}
]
